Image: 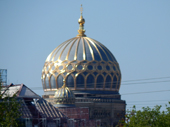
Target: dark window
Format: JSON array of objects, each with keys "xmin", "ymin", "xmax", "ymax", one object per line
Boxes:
[
  {"xmin": 50, "ymin": 75, "xmax": 56, "ymax": 89},
  {"xmin": 86, "ymin": 74, "xmax": 94, "ymax": 88},
  {"xmin": 112, "ymin": 76, "xmax": 117, "ymax": 89},
  {"xmin": 96, "ymin": 75, "xmax": 104, "ymax": 88},
  {"xmin": 76, "ymin": 74, "xmax": 84, "ymax": 88},
  {"xmin": 57, "ymin": 75, "xmax": 63, "ymax": 88},
  {"xmin": 105, "ymin": 75, "xmax": 111, "ymax": 88},
  {"xmin": 45, "ymin": 76, "xmax": 50, "ymax": 89},
  {"xmin": 66, "ymin": 74, "xmax": 74, "ymax": 87}
]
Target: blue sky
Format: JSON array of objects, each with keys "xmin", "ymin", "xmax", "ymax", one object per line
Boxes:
[{"xmin": 0, "ymin": 1, "xmax": 170, "ymax": 111}]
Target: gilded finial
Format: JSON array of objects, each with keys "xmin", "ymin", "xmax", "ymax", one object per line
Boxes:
[
  {"xmin": 77, "ymin": 4, "xmax": 86, "ymax": 37},
  {"xmin": 80, "ymin": 4, "xmax": 83, "ymax": 15},
  {"xmin": 62, "ymin": 80, "xmax": 66, "ymax": 88}
]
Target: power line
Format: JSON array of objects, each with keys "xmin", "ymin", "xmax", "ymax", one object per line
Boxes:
[
  {"xmin": 122, "ymin": 89, "xmax": 170, "ymax": 95},
  {"xmin": 122, "ymin": 80, "xmax": 170, "ymax": 85},
  {"xmin": 127, "ymin": 100, "xmax": 170, "ymax": 103},
  {"xmin": 122, "ymin": 76, "xmax": 170, "ymax": 83},
  {"xmin": 31, "ymin": 79, "xmax": 170, "ymax": 90}
]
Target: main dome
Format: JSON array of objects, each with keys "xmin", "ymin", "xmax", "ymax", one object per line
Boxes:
[{"xmin": 41, "ymin": 8, "xmax": 121, "ymax": 93}]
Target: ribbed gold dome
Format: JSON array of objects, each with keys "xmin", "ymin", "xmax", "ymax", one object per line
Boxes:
[
  {"xmin": 41, "ymin": 5, "xmax": 121, "ymax": 94},
  {"xmin": 54, "ymin": 81, "xmax": 75, "ymax": 104}
]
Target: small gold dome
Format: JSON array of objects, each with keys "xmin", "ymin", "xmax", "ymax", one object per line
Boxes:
[{"xmin": 54, "ymin": 81, "xmax": 75, "ymax": 105}]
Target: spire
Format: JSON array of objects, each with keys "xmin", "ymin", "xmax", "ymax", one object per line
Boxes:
[{"xmin": 77, "ymin": 4, "xmax": 86, "ymax": 37}]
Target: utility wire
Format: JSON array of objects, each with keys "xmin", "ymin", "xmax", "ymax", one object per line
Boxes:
[
  {"xmin": 127, "ymin": 100, "xmax": 170, "ymax": 103},
  {"xmin": 31, "ymin": 79, "xmax": 170, "ymax": 90},
  {"xmin": 122, "ymin": 76, "xmax": 170, "ymax": 82},
  {"xmin": 122, "ymin": 89, "xmax": 170, "ymax": 95}
]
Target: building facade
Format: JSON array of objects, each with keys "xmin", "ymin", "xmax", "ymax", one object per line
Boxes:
[{"xmin": 42, "ymin": 6, "xmax": 126, "ymax": 126}]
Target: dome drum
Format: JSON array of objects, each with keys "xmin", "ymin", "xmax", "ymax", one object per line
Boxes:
[{"xmin": 42, "ymin": 59, "xmax": 121, "ymax": 92}]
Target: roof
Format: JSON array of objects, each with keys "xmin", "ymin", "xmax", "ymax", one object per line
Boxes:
[
  {"xmin": 1, "ymin": 84, "xmax": 66, "ymax": 119},
  {"xmin": 18, "ymin": 98, "xmax": 66, "ymax": 119},
  {"xmin": 1, "ymin": 84, "xmax": 40, "ymax": 98}
]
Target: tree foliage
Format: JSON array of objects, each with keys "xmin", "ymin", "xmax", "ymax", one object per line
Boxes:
[
  {"xmin": 120, "ymin": 103, "xmax": 170, "ymax": 127},
  {"xmin": 0, "ymin": 74, "xmax": 21, "ymax": 127}
]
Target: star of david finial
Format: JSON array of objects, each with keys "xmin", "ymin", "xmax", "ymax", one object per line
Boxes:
[{"xmin": 80, "ymin": 4, "xmax": 83, "ymax": 14}]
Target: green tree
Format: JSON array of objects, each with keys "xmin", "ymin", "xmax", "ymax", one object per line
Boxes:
[
  {"xmin": 119, "ymin": 103, "xmax": 170, "ymax": 127},
  {"xmin": 0, "ymin": 73, "xmax": 21, "ymax": 127}
]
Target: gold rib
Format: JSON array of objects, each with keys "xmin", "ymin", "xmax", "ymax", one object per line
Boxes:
[
  {"xmin": 87, "ymin": 37, "xmax": 103, "ymax": 61},
  {"xmin": 66, "ymin": 37, "xmax": 78, "ymax": 60},
  {"xmin": 115, "ymin": 75, "xmax": 118, "ymax": 89},
  {"xmin": 82, "ymin": 37, "xmax": 86, "ymax": 60},
  {"xmin": 74, "ymin": 37, "xmax": 81, "ymax": 60},
  {"xmin": 91, "ymin": 38, "xmax": 110, "ymax": 61},
  {"xmin": 84, "ymin": 38, "xmax": 94, "ymax": 60},
  {"xmin": 52, "ymin": 38, "xmax": 72, "ymax": 61},
  {"xmin": 58, "ymin": 38, "xmax": 75, "ymax": 60},
  {"xmin": 118, "ymin": 74, "xmax": 121, "ymax": 90}
]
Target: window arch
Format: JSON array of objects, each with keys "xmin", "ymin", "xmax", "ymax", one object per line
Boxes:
[
  {"xmin": 86, "ymin": 74, "xmax": 94, "ymax": 88},
  {"xmin": 112, "ymin": 75, "xmax": 117, "ymax": 89},
  {"xmin": 45, "ymin": 76, "xmax": 50, "ymax": 89},
  {"xmin": 42, "ymin": 78, "xmax": 46, "ymax": 89},
  {"xmin": 66, "ymin": 74, "xmax": 74, "ymax": 88},
  {"xmin": 50, "ymin": 75, "xmax": 56, "ymax": 89},
  {"xmin": 96, "ymin": 75, "xmax": 104, "ymax": 88},
  {"xmin": 105, "ymin": 75, "xmax": 111, "ymax": 88},
  {"xmin": 76, "ymin": 74, "xmax": 84, "ymax": 88},
  {"xmin": 57, "ymin": 75, "xmax": 63, "ymax": 88}
]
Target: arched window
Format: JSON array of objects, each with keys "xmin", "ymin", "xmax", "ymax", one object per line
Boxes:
[
  {"xmin": 66, "ymin": 74, "xmax": 74, "ymax": 88},
  {"xmin": 105, "ymin": 75, "xmax": 111, "ymax": 88},
  {"xmin": 45, "ymin": 76, "xmax": 50, "ymax": 89},
  {"xmin": 57, "ymin": 75, "xmax": 63, "ymax": 88},
  {"xmin": 112, "ymin": 76, "xmax": 117, "ymax": 89},
  {"xmin": 76, "ymin": 74, "xmax": 84, "ymax": 88},
  {"xmin": 50, "ymin": 75, "xmax": 56, "ymax": 89},
  {"xmin": 42, "ymin": 78, "xmax": 45, "ymax": 89},
  {"xmin": 96, "ymin": 75, "xmax": 104, "ymax": 88},
  {"xmin": 86, "ymin": 74, "xmax": 94, "ymax": 88}
]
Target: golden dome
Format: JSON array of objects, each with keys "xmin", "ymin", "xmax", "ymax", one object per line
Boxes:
[
  {"xmin": 41, "ymin": 5, "xmax": 121, "ymax": 94},
  {"xmin": 54, "ymin": 80, "xmax": 75, "ymax": 105}
]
